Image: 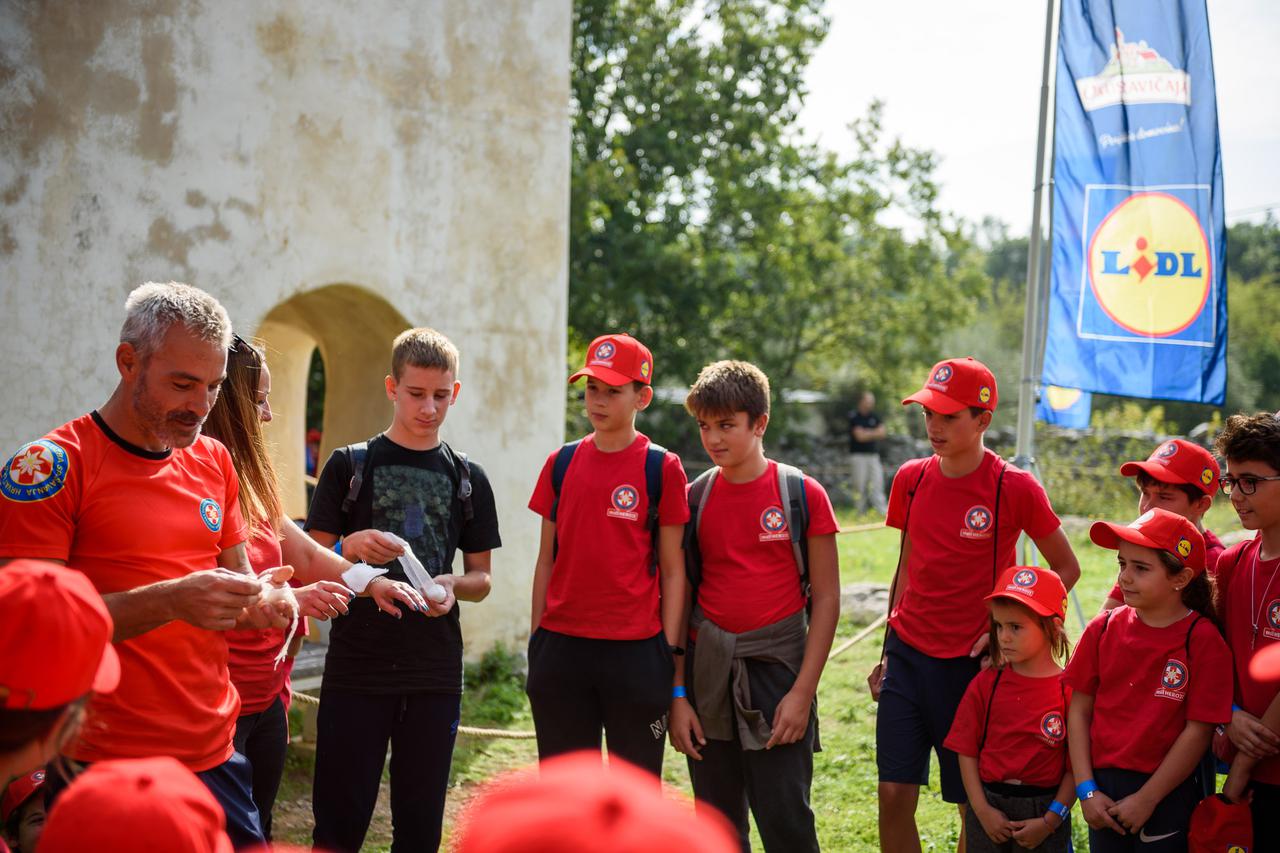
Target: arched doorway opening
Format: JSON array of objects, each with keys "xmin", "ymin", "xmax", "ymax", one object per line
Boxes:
[{"xmin": 255, "ymin": 284, "xmax": 411, "ymax": 519}]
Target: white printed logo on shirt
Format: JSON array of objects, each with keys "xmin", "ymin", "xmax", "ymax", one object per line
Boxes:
[
  {"xmin": 1155, "ymin": 658, "xmax": 1189, "ymax": 701},
  {"xmin": 759, "ymin": 506, "xmax": 789, "ymax": 542},
  {"xmin": 608, "ymin": 484, "xmax": 640, "ymax": 521},
  {"xmin": 960, "ymin": 504, "xmax": 994, "ymax": 539}
]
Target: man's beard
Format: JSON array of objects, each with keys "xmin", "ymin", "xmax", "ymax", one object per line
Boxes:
[{"xmin": 133, "ymin": 371, "xmax": 204, "ymax": 449}]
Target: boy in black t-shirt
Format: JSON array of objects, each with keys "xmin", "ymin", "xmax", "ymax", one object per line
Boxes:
[
  {"xmin": 305, "ymin": 327, "xmax": 501, "ymax": 853},
  {"xmin": 848, "ymin": 391, "xmax": 888, "ymax": 514}
]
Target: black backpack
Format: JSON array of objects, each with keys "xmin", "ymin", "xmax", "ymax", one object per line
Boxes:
[
  {"xmin": 549, "ymin": 439, "xmax": 667, "ymax": 574},
  {"xmin": 683, "ymin": 463, "xmax": 811, "ymax": 604},
  {"xmin": 338, "ymin": 434, "xmax": 474, "ymax": 526}
]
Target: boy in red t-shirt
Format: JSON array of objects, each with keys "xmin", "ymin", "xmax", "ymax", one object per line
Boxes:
[
  {"xmin": 873, "ymin": 357, "xmax": 1081, "ymax": 852},
  {"xmin": 1099, "ymin": 438, "xmax": 1222, "ymax": 612},
  {"xmin": 667, "ymin": 360, "xmax": 839, "ymax": 852},
  {"xmin": 526, "ymin": 334, "xmax": 689, "ymax": 775},
  {"xmin": 1211, "ymin": 413, "xmax": 1280, "ymax": 847}
]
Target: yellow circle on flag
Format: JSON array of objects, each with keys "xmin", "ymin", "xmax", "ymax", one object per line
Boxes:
[
  {"xmin": 1045, "ymin": 386, "xmax": 1082, "ymax": 411},
  {"xmin": 1087, "ymin": 192, "xmax": 1211, "ymax": 337}
]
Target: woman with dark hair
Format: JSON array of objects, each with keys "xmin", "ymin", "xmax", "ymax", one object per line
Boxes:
[{"xmin": 203, "ymin": 335, "xmax": 426, "ymax": 840}]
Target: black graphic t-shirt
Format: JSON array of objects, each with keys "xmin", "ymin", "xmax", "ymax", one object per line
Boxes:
[
  {"xmin": 305, "ymin": 435, "xmax": 501, "ymax": 694},
  {"xmin": 848, "ymin": 411, "xmax": 882, "ymax": 454}
]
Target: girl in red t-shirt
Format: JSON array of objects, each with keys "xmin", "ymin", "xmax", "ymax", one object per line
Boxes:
[
  {"xmin": 945, "ymin": 566, "xmax": 1075, "ymax": 852},
  {"xmin": 1065, "ymin": 509, "xmax": 1232, "ymax": 853}
]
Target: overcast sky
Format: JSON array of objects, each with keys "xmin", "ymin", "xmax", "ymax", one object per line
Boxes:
[{"xmin": 799, "ymin": 0, "xmax": 1280, "ymax": 234}]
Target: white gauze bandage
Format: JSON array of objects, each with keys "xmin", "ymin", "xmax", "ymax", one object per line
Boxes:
[
  {"xmin": 340, "ymin": 562, "xmax": 388, "ymax": 594},
  {"xmin": 383, "ymin": 532, "xmax": 447, "ymax": 603}
]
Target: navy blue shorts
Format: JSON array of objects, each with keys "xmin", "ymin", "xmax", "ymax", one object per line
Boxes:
[
  {"xmin": 875, "ymin": 630, "xmax": 981, "ymax": 804},
  {"xmin": 196, "ymin": 750, "xmax": 265, "ymax": 849}
]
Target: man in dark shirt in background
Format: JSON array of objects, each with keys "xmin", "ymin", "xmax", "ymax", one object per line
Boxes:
[{"xmin": 847, "ymin": 391, "xmax": 888, "ymax": 515}]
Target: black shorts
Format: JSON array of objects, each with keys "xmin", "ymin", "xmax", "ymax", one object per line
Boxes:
[{"xmin": 875, "ymin": 629, "xmax": 981, "ymax": 803}]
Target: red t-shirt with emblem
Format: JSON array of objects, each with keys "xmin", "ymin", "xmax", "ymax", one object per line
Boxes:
[
  {"xmin": 1216, "ymin": 538, "xmax": 1280, "ymax": 784},
  {"xmin": 225, "ymin": 525, "xmax": 295, "ymax": 715},
  {"xmin": 886, "ymin": 450, "xmax": 1061, "ymax": 659},
  {"xmin": 944, "ymin": 667, "xmax": 1073, "ymax": 787},
  {"xmin": 1107, "ymin": 528, "xmax": 1224, "ymax": 603},
  {"xmin": 1063, "ymin": 606, "xmax": 1231, "ymax": 774},
  {"xmin": 693, "ymin": 461, "xmax": 840, "ymax": 634},
  {"xmin": 0, "ymin": 412, "xmax": 248, "ymax": 772},
  {"xmin": 529, "ymin": 433, "xmax": 689, "ymax": 640}
]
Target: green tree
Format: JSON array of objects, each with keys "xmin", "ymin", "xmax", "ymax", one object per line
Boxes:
[{"xmin": 569, "ymin": 0, "xmax": 987, "ymax": 445}]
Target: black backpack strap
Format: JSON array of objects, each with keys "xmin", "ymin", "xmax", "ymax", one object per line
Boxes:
[
  {"xmin": 991, "ymin": 461, "xmax": 1007, "ymax": 585},
  {"xmin": 978, "ymin": 667, "xmax": 1006, "ymax": 754},
  {"xmin": 440, "ymin": 442, "xmax": 474, "ymax": 523},
  {"xmin": 684, "ymin": 468, "xmax": 719, "ymax": 599},
  {"xmin": 340, "ymin": 438, "xmax": 377, "ymax": 517},
  {"xmin": 549, "ymin": 440, "xmax": 582, "ymax": 560},
  {"xmin": 644, "ymin": 443, "xmax": 667, "ymax": 576},
  {"xmin": 776, "ymin": 463, "xmax": 811, "ymax": 596},
  {"xmin": 882, "ymin": 460, "xmax": 931, "ymax": 650},
  {"xmin": 1185, "ymin": 613, "xmax": 1204, "ymax": 661}
]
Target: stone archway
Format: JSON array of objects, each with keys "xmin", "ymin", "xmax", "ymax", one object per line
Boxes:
[{"xmin": 255, "ymin": 284, "xmax": 410, "ymax": 519}]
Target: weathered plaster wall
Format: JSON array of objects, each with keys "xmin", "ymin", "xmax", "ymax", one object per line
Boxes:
[{"xmin": 0, "ymin": 0, "xmax": 570, "ymax": 653}]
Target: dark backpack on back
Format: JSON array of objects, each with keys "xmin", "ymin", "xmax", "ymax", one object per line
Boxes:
[
  {"xmin": 339, "ymin": 434, "xmax": 474, "ymax": 527},
  {"xmin": 683, "ymin": 463, "xmax": 812, "ymax": 605},
  {"xmin": 549, "ymin": 439, "xmax": 667, "ymax": 574}
]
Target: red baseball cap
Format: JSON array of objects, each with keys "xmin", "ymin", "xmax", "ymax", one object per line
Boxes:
[
  {"xmin": 452, "ymin": 752, "xmax": 739, "ymax": 853},
  {"xmin": 1090, "ymin": 508, "xmax": 1207, "ymax": 575},
  {"xmin": 1188, "ymin": 794, "xmax": 1253, "ymax": 853},
  {"xmin": 39, "ymin": 757, "xmax": 233, "ymax": 853},
  {"xmin": 1119, "ymin": 439, "xmax": 1220, "ymax": 498},
  {"xmin": 1, "ymin": 769, "xmax": 45, "ymax": 824},
  {"xmin": 0, "ymin": 559, "xmax": 120, "ymax": 710},
  {"xmin": 903, "ymin": 357, "xmax": 998, "ymax": 414},
  {"xmin": 985, "ymin": 566, "xmax": 1068, "ymax": 620},
  {"xmin": 569, "ymin": 334, "xmax": 654, "ymax": 386}
]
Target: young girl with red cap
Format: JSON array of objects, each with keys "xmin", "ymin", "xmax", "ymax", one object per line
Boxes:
[
  {"xmin": 1065, "ymin": 508, "xmax": 1232, "ymax": 852},
  {"xmin": 945, "ymin": 566, "xmax": 1075, "ymax": 852}
]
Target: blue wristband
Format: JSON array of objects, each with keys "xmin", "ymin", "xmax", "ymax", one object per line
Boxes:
[
  {"xmin": 672, "ymin": 685, "xmax": 687, "ymax": 699},
  {"xmin": 1075, "ymin": 779, "xmax": 1098, "ymax": 799},
  {"xmin": 1047, "ymin": 800, "xmax": 1070, "ymax": 819},
  {"xmin": 1233, "ymin": 704, "xmax": 1243, "ymax": 713}
]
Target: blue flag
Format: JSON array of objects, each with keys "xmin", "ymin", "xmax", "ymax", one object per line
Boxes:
[
  {"xmin": 1042, "ymin": 0, "xmax": 1226, "ymax": 405},
  {"xmin": 1036, "ymin": 385, "xmax": 1093, "ymax": 428}
]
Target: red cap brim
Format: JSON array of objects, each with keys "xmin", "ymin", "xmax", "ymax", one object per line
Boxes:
[
  {"xmin": 92, "ymin": 644, "xmax": 121, "ymax": 695},
  {"xmin": 1119, "ymin": 460, "xmax": 1189, "ymax": 484},
  {"xmin": 901, "ymin": 389, "xmax": 967, "ymax": 414},
  {"xmin": 568, "ymin": 365, "xmax": 637, "ymax": 386},
  {"xmin": 984, "ymin": 588, "xmax": 1061, "ymax": 619},
  {"xmin": 1089, "ymin": 520, "xmax": 1160, "ymax": 553}
]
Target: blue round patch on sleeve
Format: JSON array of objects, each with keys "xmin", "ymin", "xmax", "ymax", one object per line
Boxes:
[
  {"xmin": 199, "ymin": 498, "xmax": 223, "ymax": 532},
  {"xmin": 1, "ymin": 440, "xmax": 70, "ymax": 503}
]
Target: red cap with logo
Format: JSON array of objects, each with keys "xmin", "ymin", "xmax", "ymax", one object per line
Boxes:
[
  {"xmin": 569, "ymin": 334, "xmax": 654, "ymax": 387},
  {"xmin": 903, "ymin": 357, "xmax": 998, "ymax": 415},
  {"xmin": 0, "ymin": 559, "xmax": 120, "ymax": 710},
  {"xmin": 1119, "ymin": 438, "xmax": 1220, "ymax": 498},
  {"xmin": 1188, "ymin": 794, "xmax": 1253, "ymax": 853},
  {"xmin": 0, "ymin": 769, "xmax": 45, "ymax": 824},
  {"xmin": 1089, "ymin": 508, "xmax": 1206, "ymax": 575},
  {"xmin": 452, "ymin": 751, "xmax": 739, "ymax": 853},
  {"xmin": 985, "ymin": 566, "xmax": 1068, "ymax": 620},
  {"xmin": 39, "ymin": 757, "xmax": 233, "ymax": 853}
]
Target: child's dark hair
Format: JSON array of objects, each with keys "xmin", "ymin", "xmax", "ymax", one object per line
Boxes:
[
  {"xmin": 1154, "ymin": 549, "xmax": 1218, "ymax": 625},
  {"xmin": 1214, "ymin": 412, "xmax": 1280, "ymax": 473},
  {"xmin": 987, "ymin": 600, "xmax": 1071, "ymax": 668},
  {"xmin": 1135, "ymin": 470, "xmax": 1204, "ymax": 505},
  {"xmin": 684, "ymin": 360, "xmax": 771, "ymax": 424}
]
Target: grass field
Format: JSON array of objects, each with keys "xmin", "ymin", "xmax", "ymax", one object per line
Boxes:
[{"xmin": 272, "ymin": 501, "xmax": 1246, "ymax": 851}]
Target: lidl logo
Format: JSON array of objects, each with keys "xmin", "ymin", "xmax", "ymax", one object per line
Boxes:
[
  {"xmin": 639, "ymin": 360, "xmax": 650, "ymax": 379},
  {"xmin": 978, "ymin": 386, "xmax": 991, "ymax": 404},
  {"xmin": 1176, "ymin": 537, "xmax": 1192, "ymax": 558},
  {"xmin": 1087, "ymin": 192, "xmax": 1211, "ymax": 338},
  {"xmin": 1201, "ymin": 467, "xmax": 1214, "ymax": 486}
]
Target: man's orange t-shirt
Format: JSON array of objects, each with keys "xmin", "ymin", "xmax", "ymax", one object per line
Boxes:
[{"xmin": 0, "ymin": 412, "xmax": 248, "ymax": 771}]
